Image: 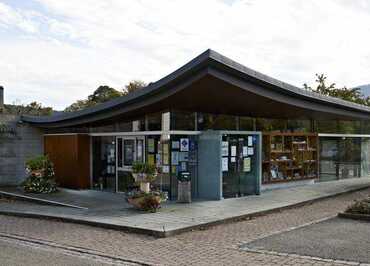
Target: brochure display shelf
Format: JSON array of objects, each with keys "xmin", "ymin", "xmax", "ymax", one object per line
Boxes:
[{"xmin": 262, "ymin": 132, "xmax": 318, "ymax": 184}]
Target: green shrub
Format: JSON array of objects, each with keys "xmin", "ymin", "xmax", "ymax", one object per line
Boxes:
[
  {"xmin": 23, "ymin": 155, "xmax": 58, "ymax": 194},
  {"xmin": 346, "ymin": 198, "xmax": 370, "ymax": 215}
]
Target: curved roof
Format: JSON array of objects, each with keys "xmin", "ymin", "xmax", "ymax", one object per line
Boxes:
[{"xmin": 22, "ymin": 49, "xmax": 370, "ymax": 127}]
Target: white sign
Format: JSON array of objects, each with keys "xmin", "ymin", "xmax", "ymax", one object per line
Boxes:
[
  {"xmin": 222, "ymin": 157, "xmax": 229, "ymax": 171},
  {"xmin": 221, "ymin": 141, "xmax": 229, "ymax": 156},
  {"xmin": 243, "ymin": 146, "xmax": 248, "ymax": 156},
  {"xmin": 180, "ymin": 138, "xmax": 189, "ymax": 152},
  {"xmin": 231, "ymin": 146, "xmax": 237, "ymax": 157},
  {"xmin": 247, "ymin": 147, "xmax": 254, "ymax": 156},
  {"xmin": 248, "ymin": 136, "xmax": 253, "ymax": 146}
]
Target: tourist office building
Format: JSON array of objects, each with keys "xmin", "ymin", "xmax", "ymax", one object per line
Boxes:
[{"xmin": 22, "ymin": 50, "xmax": 370, "ymax": 200}]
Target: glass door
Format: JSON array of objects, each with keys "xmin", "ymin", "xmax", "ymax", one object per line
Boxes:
[
  {"xmin": 222, "ymin": 134, "xmax": 258, "ymax": 198},
  {"xmin": 117, "ymin": 137, "xmax": 145, "ymax": 192}
]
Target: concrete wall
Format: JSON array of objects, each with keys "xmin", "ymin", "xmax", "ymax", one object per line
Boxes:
[{"xmin": 0, "ymin": 115, "xmax": 43, "ymax": 186}]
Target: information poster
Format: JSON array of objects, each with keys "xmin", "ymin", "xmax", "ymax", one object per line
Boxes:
[
  {"xmin": 172, "ymin": 141, "xmax": 180, "ymax": 149},
  {"xmin": 180, "ymin": 138, "xmax": 189, "ymax": 151},
  {"xmin": 171, "ymin": 151, "xmax": 179, "ymax": 165},
  {"xmin": 248, "ymin": 136, "xmax": 253, "ymax": 146},
  {"xmin": 231, "ymin": 157, "xmax": 236, "ymax": 163},
  {"xmin": 222, "ymin": 157, "xmax": 229, "ymax": 171},
  {"xmin": 231, "ymin": 146, "xmax": 237, "ymax": 157},
  {"xmin": 181, "ymin": 161, "xmax": 187, "ymax": 171},
  {"xmin": 221, "ymin": 141, "xmax": 229, "ymax": 156},
  {"xmin": 243, "ymin": 157, "xmax": 251, "ymax": 172},
  {"xmin": 163, "ymin": 153, "xmax": 169, "ymax": 165},
  {"xmin": 148, "ymin": 154, "xmax": 155, "ymax": 165},
  {"xmin": 148, "ymin": 139, "xmax": 155, "ymax": 153},
  {"xmin": 162, "ymin": 165, "xmax": 170, "ymax": 173},
  {"xmin": 243, "ymin": 146, "xmax": 248, "ymax": 156},
  {"xmin": 179, "ymin": 152, "xmax": 189, "ymax": 162},
  {"xmin": 247, "ymin": 147, "xmax": 254, "ymax": 155}
]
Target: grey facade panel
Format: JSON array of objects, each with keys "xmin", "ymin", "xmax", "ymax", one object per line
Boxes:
[{"xmin": 198, "ymin": 131, "xmax": 222, "ymax": 200}]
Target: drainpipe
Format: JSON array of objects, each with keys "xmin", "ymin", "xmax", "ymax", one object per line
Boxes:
[{"xmin": 0, "ymin": 86, "xmax": 4, "ymax": 112}]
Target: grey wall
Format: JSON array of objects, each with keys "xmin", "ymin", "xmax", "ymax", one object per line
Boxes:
[
  {"xmin": 198, "ymin": 131, "xmax": 222, "ymax": 200},
  {"xmin": 0, "ymin": 115, "xmax": 43, "ymax": 186}
]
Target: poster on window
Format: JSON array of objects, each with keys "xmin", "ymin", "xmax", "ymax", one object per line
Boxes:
[
  {"xmin": 231, "ymin": 146, "xmax": 237, "ymax": 157},
  {"xmin": 248, "ymin": 136, "xmax": 253, "ymax": 146},
  {"xmin": 222, "ymin": 157, "xmax": 229, "ymax": 171},
  {"xmin": 148, "ymin": 138, "xmax": 155, "ymax": 153},
  {"xmin": 171, "ymin": 151, "xmax": 179, "ymax": 165},
  {"xmin": 243, "ymin": 157, "xmax": 251, "ymax": 172},
  {"xmin": 222, "ymin": 141, "xmax": 229, "ymax": 156},
  {"xmin": 180, "ymin": 138, "xmax": 189, "ymax": 152},
  {"xmin": 172, "ymin": 141, "xmax": 180, "ymax": 150}
]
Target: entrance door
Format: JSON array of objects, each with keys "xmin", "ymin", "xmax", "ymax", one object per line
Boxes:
[
  {"xmin": 222, "ymin": 135, "xmax": 258, "ymax": 198},
  {"xmin": 117, "ymin": 137, "xmax": 145, "ymax": 192}
]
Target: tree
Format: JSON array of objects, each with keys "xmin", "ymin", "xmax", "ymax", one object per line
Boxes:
[
  {"xmin": 304, "ymin": 73, "xmax": 370, "ymax": 106},
  {"xmin": 64, "ymin": 85, "xmax": 123, "ymax": 112},
  {"xmin": 5, "ymin": 101, "xmax": 53, "ymax": 116},
  {"xmin": 64, "ymin": 81, "xmax": 147, "ymax": 112},
  {"xmin": 124, "ymin": 80, "xmax": 146, "ymax": 94}
]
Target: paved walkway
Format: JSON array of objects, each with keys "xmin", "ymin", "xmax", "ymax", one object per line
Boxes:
[{"xmin": 0, "ymin": 178, "xmax": 369, "ymax": 237}]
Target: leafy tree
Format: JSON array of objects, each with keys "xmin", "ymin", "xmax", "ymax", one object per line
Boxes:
[
  {"xmin": 124, "ymin": 80, "xmax": 146, "ymax": 94},
  {"xmin": 304, "ymin": 73, "xmax": 370, "ymax": 106},
  {"xmin": 64, "ymin": 81, "xmax": 147, "ymax": 112},
  {"xmin": 64, "ymin": 85, "xmax": 123, "ymax": 112},
  {"xmin": 5, "ymin": 101, "xmax": 53, "ymax": 116}
]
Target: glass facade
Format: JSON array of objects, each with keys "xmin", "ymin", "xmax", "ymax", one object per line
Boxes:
[
  {"xmin": 92, "ymin": 136, "xmax": 116, "ymax": 191},
  {"xmin": 319, "ymin": 137, "xmax": 363, "ymax": 181}
]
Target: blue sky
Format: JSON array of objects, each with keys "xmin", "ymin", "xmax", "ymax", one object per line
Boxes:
[{"xmin": 1, "ymin": 0, "xmax": 370, "ymax": 110}]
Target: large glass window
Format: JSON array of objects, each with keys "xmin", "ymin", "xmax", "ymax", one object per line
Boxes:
[
  {"xmin": 319, "ymin": 137, "xmax": 362, "ymax": 182},
  {"xmin": 287, "ymin": 119, "xmax": 311, "ymax": 132},
  {"xmin": 316, "ymin": 120, "xmax": 337, "ymax": 133},
  {"xmin": 197, "ymin": 113, "xmax": 237, "ymax": 130},
  {"xmin": 146, "ymin": 113, "xmax": 162, "ymax": 131},
  {"xmin": 170, "ymin": 111, "xmax": 195, "ymax": 130},
  {"xmin": 256, "ymin": 118, "xmax": 287, "ymax": 132},
  {"xmin": 239, "ymin": 117, "xmax": 255, "ymax": 131}
]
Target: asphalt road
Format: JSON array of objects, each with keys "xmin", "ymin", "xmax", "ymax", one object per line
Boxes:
[
  {"xmin": 242, "ymin": 217, "xmax": 370, "ymax": 264},
  {"xmin": 0, "ymin": 236, "xmax": 136, "ymax": 266}
]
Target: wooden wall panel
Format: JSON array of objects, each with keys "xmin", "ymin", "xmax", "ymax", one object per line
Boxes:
[{"xmin": 44, "ymin": 134, "xmax": 90, "ymax": 189}]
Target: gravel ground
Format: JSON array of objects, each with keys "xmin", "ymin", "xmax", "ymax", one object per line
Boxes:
[{"xmin": 0, "ymin": 188, "xmax": 369, "ymax": 266}]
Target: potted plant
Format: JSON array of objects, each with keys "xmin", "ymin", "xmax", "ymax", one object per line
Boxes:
[
  {"xmin": 131, "ymin": 161, "xmax": 157, "ymax": 193},
  {"xmin": 23, "ymin": 155, "xmax": 58, "ymax": 194},
  {"xmin": 127, "ymin": 162, "xmax": 167, "ymax": 212},
  {"xmin": 126, "ymin": 190, "xmax": 168, "ymax": 212}
]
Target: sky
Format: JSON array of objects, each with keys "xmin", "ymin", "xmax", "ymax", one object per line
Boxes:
[{"xmin": 1, "ymin": 0, "xmax": 370, "ymax": 110}]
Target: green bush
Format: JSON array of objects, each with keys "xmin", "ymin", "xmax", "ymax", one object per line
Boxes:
[
  {"xmin": 23, "ymin": 155, "xmax": 58, "ymax": 194},
  {"xmin": 346, "ymin": 198, "xmax": 370, "ymax": 215}
]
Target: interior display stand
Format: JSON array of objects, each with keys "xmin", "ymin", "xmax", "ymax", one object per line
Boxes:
[{"xmin": 262, "ymin": 132, "xmax": 318, "ymax": 184}]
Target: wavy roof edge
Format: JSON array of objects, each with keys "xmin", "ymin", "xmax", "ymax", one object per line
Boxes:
[{"xmin": 22, "ymin": 49, "xmax": 370, "ymax": 124}]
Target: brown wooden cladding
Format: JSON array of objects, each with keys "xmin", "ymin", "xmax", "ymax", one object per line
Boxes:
[{"xmin": 44, "ymin": 134, "xmax": 90, "ymax": 189}]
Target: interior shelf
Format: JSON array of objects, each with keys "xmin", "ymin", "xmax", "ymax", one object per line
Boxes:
[{"xmin": 262, "ymin": 132, "xmax": 319, "ymax": 184}]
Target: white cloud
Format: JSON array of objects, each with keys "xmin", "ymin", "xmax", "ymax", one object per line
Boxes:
[{"xmin": 1, "ymin": 0, "xmax": 370, "ymax": 109}]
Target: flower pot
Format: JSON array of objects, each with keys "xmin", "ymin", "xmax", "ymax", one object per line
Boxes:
[{"xmin": 140, "ymin": 182, "xmax": 150, "ymax": 193}]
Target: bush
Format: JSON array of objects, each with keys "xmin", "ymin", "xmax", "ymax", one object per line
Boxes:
[
  {"xmin": 127, "ymin": 190, "xmax": 168, "ymax": 212},
  {"xmin": 346, "ymin": 198, "xmax": 370, "ymax": 215},
  {"xmin": 23, "ymin": 155, "xmax": 58, "ymax": 194}
]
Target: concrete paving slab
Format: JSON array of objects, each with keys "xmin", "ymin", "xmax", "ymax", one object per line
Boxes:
[{"xmin": 0, "ymin": 178, "xmax": 369, "ymax": 237}]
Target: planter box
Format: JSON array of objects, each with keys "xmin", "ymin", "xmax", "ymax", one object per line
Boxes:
[{"xmin": 177, "ymin": 181, "xmax": 191, "ymax": 203}]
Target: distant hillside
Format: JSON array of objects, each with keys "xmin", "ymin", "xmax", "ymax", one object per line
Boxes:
[{"xmin": 356, "ymin": 84, "xmax": 370, "ymax": 97}]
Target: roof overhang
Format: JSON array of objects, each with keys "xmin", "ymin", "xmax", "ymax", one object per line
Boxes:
[{"xmin": 22, "ymin": 49, "xmax": 370, "ymax": 128}]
